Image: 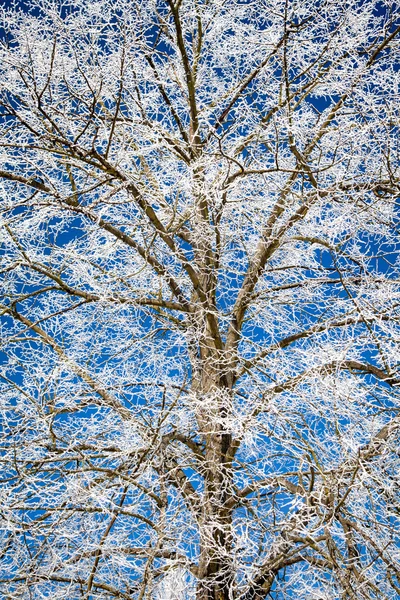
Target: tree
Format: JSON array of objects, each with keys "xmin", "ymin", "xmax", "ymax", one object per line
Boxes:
[{"xmin": 0, "ymin": 0, "xmax": 399, "ymax": 597}]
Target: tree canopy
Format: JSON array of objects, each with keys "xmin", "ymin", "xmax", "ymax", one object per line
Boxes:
[{"xmin": 0, "ymin": 0, "xmax": 400, "ymax": 598}]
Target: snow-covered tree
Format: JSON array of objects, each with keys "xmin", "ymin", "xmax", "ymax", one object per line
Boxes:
[{"xmin": 0, "ymin": 0, "xmax": 400, "ymax": 598}]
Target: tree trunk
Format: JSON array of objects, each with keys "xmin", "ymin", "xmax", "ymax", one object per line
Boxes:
[
  {"xmin": 195, "ymin": 372, "xmax": 235, "ymax": 600},
  {"xmin": 196, "ymin": 431, "xmax": 234, "ymax": 600}
]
